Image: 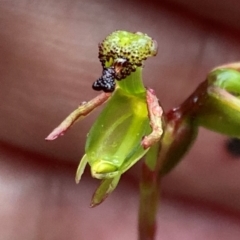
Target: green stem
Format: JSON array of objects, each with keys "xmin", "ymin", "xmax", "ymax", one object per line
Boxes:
[
  {"xmin": 138, "ymin": 127, "xmax": 177, "ymax": 240},
  {"xmin": 138, "ymin": 143, "xmax": 160, "ymax": 240}
]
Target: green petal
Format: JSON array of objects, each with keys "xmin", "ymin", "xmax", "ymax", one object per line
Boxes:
[
  {"xmin": 91, "ymin": 175, "xmax": 121, "ymax": 207},
  {"xmin": 75, "ymin": 154, "xmax": 89, "ymax": 184}
]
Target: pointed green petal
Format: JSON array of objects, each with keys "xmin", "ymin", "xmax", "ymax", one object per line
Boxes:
[
  {"xmin": 75, "ymin": 154, "xmax": 89, "ymax": 184},
  {"xmin": 91, "ymin": 175, "xmax": 121, "ymax": 207}
]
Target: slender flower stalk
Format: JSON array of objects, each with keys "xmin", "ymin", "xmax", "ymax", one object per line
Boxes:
[{"xmin": 138, "ymin": 143, "xmax": 160, "ymax": 240}]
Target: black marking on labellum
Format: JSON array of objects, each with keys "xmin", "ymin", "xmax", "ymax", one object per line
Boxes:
[
  {"xmin": 226, "ymin": 138, "xmax": 240, "ymax": 157},
  {"xmin": 92, "ymin": 67, "xmax": 116, "ymax": 92}
]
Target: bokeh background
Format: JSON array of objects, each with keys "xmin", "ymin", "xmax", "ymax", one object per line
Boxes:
[{"xmin": 1, "ymin": 0, "xmax": 240, "ymax": 239}]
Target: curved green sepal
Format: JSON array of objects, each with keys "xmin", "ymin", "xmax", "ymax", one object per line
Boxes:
[{"xmin": 117, "ymin": 67, "xmax": 146, "ymax": 95}]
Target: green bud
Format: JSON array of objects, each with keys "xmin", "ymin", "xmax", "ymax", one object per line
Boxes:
[{"xmin": 196, "ymin": 68, "xmax": 240, "ymax": 137}]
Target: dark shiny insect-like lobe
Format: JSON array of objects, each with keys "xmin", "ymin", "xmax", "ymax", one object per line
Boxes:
[{"xmin": 92, "ymin": 67, "xmax": 116, "ymax": 92}]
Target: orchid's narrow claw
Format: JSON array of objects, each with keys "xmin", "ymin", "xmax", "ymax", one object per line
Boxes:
[
  {"xmin": 45, "ymin": 92, "xmax": 111, "ymax": 141},
  {"xmin": 141, "ymin": 88, "xmax": 164, "ymax": 149}
]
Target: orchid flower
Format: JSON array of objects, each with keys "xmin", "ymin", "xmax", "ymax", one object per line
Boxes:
[
  {"xmin": 46, "ymin": 31, "xmax": 163, "ymax": 206},
  {"xmin": 46, "ymin": 30, "xmax": 240, "ymax": 240}
]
